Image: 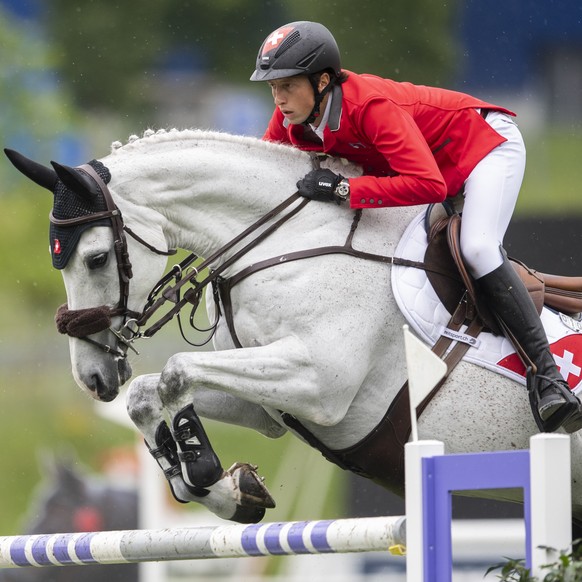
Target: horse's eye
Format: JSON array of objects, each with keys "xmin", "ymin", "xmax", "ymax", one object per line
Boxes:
[{"xmin": 87, "ymin": 252, "xmax": 109, "ymax": 270}]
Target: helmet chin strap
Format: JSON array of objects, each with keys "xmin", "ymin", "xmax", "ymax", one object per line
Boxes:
[{"xmin": 304, "ymin": 77, "xmax": 333, "ymax": 126}]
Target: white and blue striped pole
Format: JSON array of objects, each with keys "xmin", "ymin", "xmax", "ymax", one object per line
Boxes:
[{"xmin": 0, "ymin": 516, "xmax": 406, "ymax": 568}]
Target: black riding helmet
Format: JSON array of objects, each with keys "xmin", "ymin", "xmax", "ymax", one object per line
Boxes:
[{"xmin": 250, "ymin": 21, "xmax": 342, "ymax": 123}]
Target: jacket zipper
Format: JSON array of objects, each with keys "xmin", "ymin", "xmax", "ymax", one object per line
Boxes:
[{"xmin": 432, "ymin": 137, "xmax": 452, "ymax": 155}]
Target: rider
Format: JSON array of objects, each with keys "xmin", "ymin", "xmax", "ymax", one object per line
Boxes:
[{"xmin": 250, "ymin": 20, "xmax": 582, "ymax": 433}]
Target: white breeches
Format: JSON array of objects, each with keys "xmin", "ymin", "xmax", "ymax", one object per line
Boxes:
[{"xmin": 460, "ymin": 111, "xmax": 527, "ymax": 279}]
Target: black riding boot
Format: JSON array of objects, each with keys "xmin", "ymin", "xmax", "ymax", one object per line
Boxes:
[{"xmin": 477, "ymin": 258, "xmax": 582, "ymax": 433}]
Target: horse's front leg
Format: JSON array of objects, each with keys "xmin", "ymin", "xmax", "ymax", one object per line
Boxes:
[
  {"xmin": 126, "ymin": 374, "xmax": 283, "ymax": 523},
  {"xmin": 159, "ymin": 336, "xmax": 351, "ymax": 426},
  {"xmin": 158, "ymin": 336, "xmax": 357, "ymax": 499}
]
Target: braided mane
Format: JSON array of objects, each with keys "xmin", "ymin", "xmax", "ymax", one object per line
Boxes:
[{"xmin": 109, "ymin": 128, "xmax": 308, "ymax": 162}]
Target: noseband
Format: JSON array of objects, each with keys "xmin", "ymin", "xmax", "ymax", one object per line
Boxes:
[{"xmin": 52, "ymin": 164, "xmax": 175, "ymax": 358}]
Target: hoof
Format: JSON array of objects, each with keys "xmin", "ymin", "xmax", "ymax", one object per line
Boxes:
[
  {"xmin": 229, "ymin": 462, "xmax": 276, "ymax": 509},
  {"xmin": 230, "ymin": 505, "xmax": 266, "ymax": 524}
]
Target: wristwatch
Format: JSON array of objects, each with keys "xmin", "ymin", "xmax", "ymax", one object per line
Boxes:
[{"xmin": 334, "ymin": 178, "xmax": 350, "ymax": 202}]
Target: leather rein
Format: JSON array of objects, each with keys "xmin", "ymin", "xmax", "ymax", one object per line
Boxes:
[{"xmin": 54, "ymin": 163, "xmax": 444, "ymax": 361}]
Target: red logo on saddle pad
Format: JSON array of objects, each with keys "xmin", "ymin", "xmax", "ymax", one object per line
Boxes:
[
  {"xmin": 497, "ymin": 334, "xmax": 582, "ymax": 391},
  {"xmin": 261, "ymin": 26, "xmax": 295, "ymax": 56},
  {"xmin": 53, "ymin": 239, "xmax": 62, "ymax": 255}
]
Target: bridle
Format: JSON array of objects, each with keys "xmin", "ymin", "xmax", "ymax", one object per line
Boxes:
[
  {"xmin": 53, "ymin": 164, "xmax": 177, "ymax": 358},
  {"xmin": 52, "ymin": 163, "xmax": 311, "ymax": 359}
]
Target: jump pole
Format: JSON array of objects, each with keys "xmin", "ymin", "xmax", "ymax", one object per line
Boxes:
[
  {"xmin": 0, "ymin": 516, "xmax": 406, "ymax": 568},
  {"xmin": 0, "ymin": 436, "xmax": 569, "ymax": 576}
]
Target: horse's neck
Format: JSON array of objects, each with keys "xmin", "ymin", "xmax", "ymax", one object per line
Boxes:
[
  {"xmin": 105, "ymin": 133, "xmax": 312, "ymax": 255},
  {"xmin": 103, "ymin": 131, "xmax": 425, "ymax": 261}
]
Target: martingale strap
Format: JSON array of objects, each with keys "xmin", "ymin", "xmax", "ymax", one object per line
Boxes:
[
  {"xmin": 135, "ymin": 193, "xmax": 312, "ymax": 338},
  {"xmin": 216, "ymin": 210, "xmax": 453, "ymax": 349},
  {"xmin": 130, "ymin": 151, "xmax": 451, "ymax": 342},
  {"xmin": 213, "ymin": 208, "xmax": 488, "ymax": 490}
]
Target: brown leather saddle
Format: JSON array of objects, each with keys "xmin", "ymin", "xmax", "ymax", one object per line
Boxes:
[
  {"xmin": 330, "ymin": 212, "xmax": 582, "ymax": 496},
  {"xmin": 424, "ymin": 213, "xmax": 582, "ymax": 330}
]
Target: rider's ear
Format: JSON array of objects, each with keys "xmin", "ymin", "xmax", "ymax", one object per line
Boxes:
[
  {"xmin": 4, "ymin": 148, "xmax": 58, "ymax": 191},
  {"xmin": 51, "ymin": 161, "xmax": 101, "ymax": 202},
  {"xmin": 318, "ymin": 72, "xmax": 331, "ymax": 91}
]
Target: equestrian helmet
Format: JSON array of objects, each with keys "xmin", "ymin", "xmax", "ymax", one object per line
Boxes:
[{"xmin": 250, "ymin": 21, "xmax": 341, "ymax": 82}]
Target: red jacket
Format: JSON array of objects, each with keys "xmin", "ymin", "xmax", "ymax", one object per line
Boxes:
[{"xmin": 263, "ymin": 71, "xmax": 515, "ymax": 208}]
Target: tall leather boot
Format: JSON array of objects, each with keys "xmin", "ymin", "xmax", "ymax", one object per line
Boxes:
[{"xmin": 477, "ymin": 258, "xmax": 582, "ymax": 433}]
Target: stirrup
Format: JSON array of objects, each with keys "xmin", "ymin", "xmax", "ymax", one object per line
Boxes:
[
  {"xmin": 146, "ymin": 421, "xmax": 209, "ymax": 501},
  {"xmin": 527, "ymin": 368, "xmax": 582, "ymax": 433},
  {"xmin": 172, "ymin": 404, "xmax": 223, "ymax": 488}
]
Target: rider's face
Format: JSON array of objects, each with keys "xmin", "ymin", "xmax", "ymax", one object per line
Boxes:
[{"xmin": 268, "ymin": 75, "xmax": 328, "ymax": 126}]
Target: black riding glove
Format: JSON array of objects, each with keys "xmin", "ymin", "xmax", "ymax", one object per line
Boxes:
[{"xmin": 297, "ymin": 169, "xmax": 344, "ymax": 203}]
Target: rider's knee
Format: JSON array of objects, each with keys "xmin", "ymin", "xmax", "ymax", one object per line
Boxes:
[{"xmin": 459, "ymin": 237, "xmax": 503, "ymax": 279}]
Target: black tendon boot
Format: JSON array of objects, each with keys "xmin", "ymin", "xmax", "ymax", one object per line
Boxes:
[
  {"xmin": 172, "ymin": 404, "xmax": 224, "ymax": 488},
  {"xmin": 146, "ymin": 421, "xmax": 209, "ymax": 502},
  {"xmin": 478, "ymin": 258, "xmax": 582, "ymax": 433}
]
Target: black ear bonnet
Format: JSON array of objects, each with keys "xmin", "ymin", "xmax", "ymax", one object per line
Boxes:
[{"xmin": 50, "ymin": 160, "xmax": 112, "ymax": 269}]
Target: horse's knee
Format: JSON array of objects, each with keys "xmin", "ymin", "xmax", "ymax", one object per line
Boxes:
[
  {"xmin": 126, "ymin": 374, "xmax": 162, "ymax": 424},
  {"xmin": 159, "ymin": 354, "xmax": 194, "ymax": 406}
]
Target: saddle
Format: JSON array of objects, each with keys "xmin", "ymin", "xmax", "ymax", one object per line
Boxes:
[{"xmin": 424, "ymin": 213, "xmax": 582, "ymax": 330}]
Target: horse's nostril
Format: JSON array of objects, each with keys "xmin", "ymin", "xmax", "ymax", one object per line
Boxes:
[
  {"xmin": 90, "ymin": 374, "xmax": 117, "ymax": 402},
  {"xmin": 88, "ymin": 375, "xmax": 98, "ymax": 392},
  {"xmin": 118, "ymin": 358, "xmax": 132, "ymax": 385},
  {"xmin": 100, "ymin": 391, "xmax": 117, "ymax": 403}
]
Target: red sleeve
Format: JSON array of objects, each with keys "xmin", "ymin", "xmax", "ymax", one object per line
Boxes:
[
  {"xmin": 262, "ymin": 109, "xmax": 292, "ymax": 144},
  {"xmin": 348, "ymin": 98, "xmax": 447, "ymax": 208}
]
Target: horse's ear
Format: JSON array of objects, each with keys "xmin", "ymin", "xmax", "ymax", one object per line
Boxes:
[
  {"xmin": 51, "ymin": 161, "xmax": 101, "ymax": 202},
  {"xmin": 4, "ymin": 148, "xmax": 58, "ymax": 191}
]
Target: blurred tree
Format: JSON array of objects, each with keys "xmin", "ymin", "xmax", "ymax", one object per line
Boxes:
[
  {"xmin": 0, "ymin": 6, "xmax": 78, "ymax": 305},
  {"xmin": 0, "ymin": 5, "xmax": 78, "ymax": 166},
  {"xmin": 45, "ymin": 1, "xmax": 168, "ymax": 114},
  {"xmin": 158, "ymin": 0, "xmax": 287, "ymax": 77},
  {"xmin": 45, "ymin": 0, "xmax": 456, "ymax": 118},
  {"xmin": 45, "ymin": 0, "xmax": 285, "ymax": 115},
  {"xmin": 285, "ymin": 0, "xmax": 457, "ymax": 85}
]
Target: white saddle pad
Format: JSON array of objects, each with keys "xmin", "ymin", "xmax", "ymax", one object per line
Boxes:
[{"xmin": 391, "ymin": 211, "xmax": 582, "ymax": 396}]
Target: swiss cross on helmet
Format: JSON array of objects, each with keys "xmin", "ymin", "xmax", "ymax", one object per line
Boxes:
[{"xmin": 250, "ymin": 21, "xmax": 341, "ymax": 82}]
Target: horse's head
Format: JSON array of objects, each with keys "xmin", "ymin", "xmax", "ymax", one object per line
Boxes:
[{"xmin": 4, "ymin": 149, "xmax": 170, "ymax": 402}]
